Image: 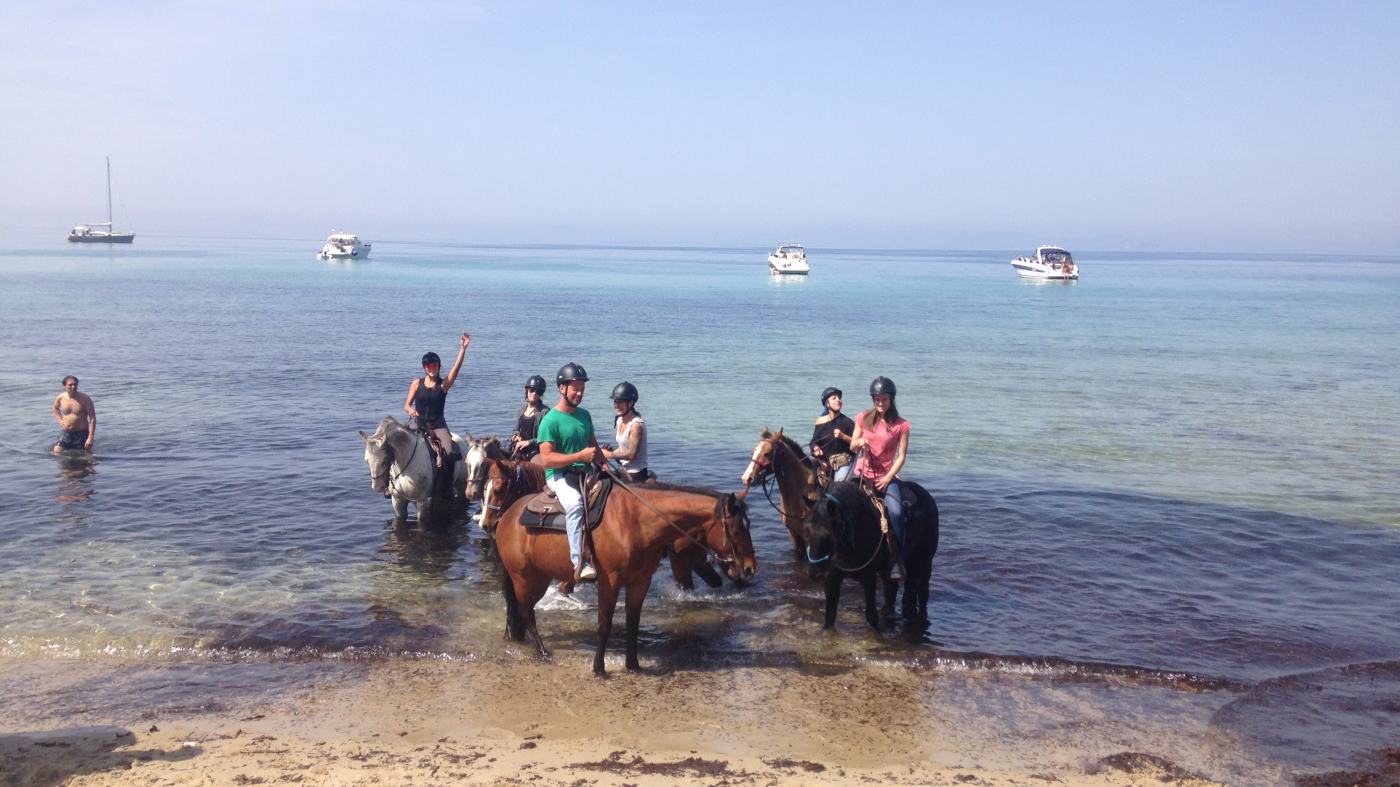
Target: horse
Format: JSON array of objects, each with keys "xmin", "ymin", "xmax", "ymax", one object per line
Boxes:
[
  {"xmin": 495, "ymin": 479, "xmax": 758, "ymax": 674},
  {"xmin": 740, "ymin": 428, "xmax": 826, "ymax": 552},
  {"xmin": 802, "ymin": 478, "xmax": 940, "ymax": 629},
  {"xmin": 461, "ymin": 434, "xmax": 507, "ymax": 502},
  {"xmin": 478, "ymin": 459, "xmax": 729, "ymax": 591},
  {"xmin": 359, "ymin": 416, "xmax": 468, "ymax": 522}
]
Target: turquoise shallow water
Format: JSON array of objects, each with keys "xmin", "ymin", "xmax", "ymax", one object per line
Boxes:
[{"xmin": 2, "ymin": 234, "xmax": 1399, "ymax": 779}]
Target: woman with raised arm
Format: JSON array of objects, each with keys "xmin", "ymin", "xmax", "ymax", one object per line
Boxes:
[{"xmin": 404, "ymin": 332, "xmax": 471, "ymax": 471}]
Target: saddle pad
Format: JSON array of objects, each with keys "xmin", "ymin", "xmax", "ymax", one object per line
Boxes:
[{"xmin": 519, "ymin": 477, "xmax": 613, "ymax": 531}]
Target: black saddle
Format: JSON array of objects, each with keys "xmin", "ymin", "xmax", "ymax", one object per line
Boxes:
[{"xmin": 519, "ymin": 475, "xmax": 614, "ymax": 531}]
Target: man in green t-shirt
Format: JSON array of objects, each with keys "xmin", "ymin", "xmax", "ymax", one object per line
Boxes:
[{"xmin": 537, "ymin": 362, "xmax": 604, "ymax": 581}]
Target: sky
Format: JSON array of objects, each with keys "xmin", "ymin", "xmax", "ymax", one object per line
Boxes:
[{"xmin": 2, "ymin": 1, "xmax": 1397, "ymax": 253}]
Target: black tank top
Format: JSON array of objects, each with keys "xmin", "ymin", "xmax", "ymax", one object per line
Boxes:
[{"xmin": 414, "ymin": 377, "xmax": 447, "ymax": 423}]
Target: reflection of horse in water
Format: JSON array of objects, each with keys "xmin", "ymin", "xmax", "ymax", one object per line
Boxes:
[
  {"xmin": 495, "ymin": 480, "xmax": 758, "ymax": 674},
  {"xmin": 461, "ymin": 435, "xmax": 506, "ymax": 501},
  {"xmin": 740, "ymin": 428, "xmax": 827, "ymax": 552},
  {"xmin": 803, "ymin": 479, "xmax": 939, "ymax": 629},
  {"xmin": 478, "ymin": 458, "xmax": 730, "ymax": 590},
  {"xmin": 360, "ymin": 416, "xmax": 468, "ymax": 522}
]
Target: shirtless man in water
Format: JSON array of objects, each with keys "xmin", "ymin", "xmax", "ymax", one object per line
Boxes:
[{"xmin": 52, "ymin": 375, "xmax": 96, "ymax": 453}]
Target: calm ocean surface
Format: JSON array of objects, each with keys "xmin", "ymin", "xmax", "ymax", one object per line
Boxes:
[{"xmin": 2, "ymin": 234, "xmax": 1398, "ymax": 780}]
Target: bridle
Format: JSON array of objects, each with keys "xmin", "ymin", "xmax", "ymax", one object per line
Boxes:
[
  {"xmin": 805, "ymin": 492, "xmax": 886, "ymax": 573},
  {"xmin": 603, "ymin": 464, "xmax": 751, "ymax": 569},
  {"xmin": 744, "ymin": 435, "xmax": 823, "ymax": 525},
  {"xmin": 369, "ymin": 429, "xmax": 422, "ymax": 498}
]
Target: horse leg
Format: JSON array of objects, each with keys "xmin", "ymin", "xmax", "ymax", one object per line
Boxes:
[
  {"xmin": 520, "ymin": 576, "xmax": 551, "ymax": 659},
  {"xmin": 623, "ymin": 575, "xmax": 653, "ymax": 672},
  {"xmin": 861, "ymin": 572, "xmax": 881, "ymax": 630},
  {"xmin": 882, "ymin": 573, "xmax": 898, "ymax": 618},
  {"xmin": 691, "ymin": 560, "xmax": 724, "ymax": 589},
  {"xmin": 502, "ymin": 569, "xmax": 526, "ymax": 642},
  {"xmin": 593, "ymin": 577, "xmax": 620, "ymax": 676},
  {"xmin": 391, "ymin": 494, "xmax": 409, "ymax": 520},
  {"xmin": 822, "ymin": 571, "xmax": 843, "ymax": 629}
]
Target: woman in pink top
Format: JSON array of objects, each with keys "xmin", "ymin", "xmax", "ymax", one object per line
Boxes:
[{"xmin": 848, "ymin": 376, "xmax": 911, "ymax": 578}]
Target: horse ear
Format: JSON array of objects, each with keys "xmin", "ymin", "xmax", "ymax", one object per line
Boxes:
[
  {"xmin": 775, "ymin": 427, "xmax": 784, "ymax": 439},
  {"xmin": 358, "ymin": 431, "xmax": 369, "ymax": 442},
  {"xmin": 761, "ymin": 426, "xmax": 771, "ymax": 438}
]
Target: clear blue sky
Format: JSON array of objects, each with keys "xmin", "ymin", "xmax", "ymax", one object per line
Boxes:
[{"xmin": 3, "ymin": 1, "xmax": 1397, "ymax": 252}]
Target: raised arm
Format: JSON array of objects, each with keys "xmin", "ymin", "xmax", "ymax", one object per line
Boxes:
[{"xmin": 442, "ymin": 332, "xmax": 471, "ymax": 390}]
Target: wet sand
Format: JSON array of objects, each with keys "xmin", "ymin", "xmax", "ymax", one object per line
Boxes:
[{"xmin": 1, "ymin": 658, "xmax": 1227, "ymax": 787}]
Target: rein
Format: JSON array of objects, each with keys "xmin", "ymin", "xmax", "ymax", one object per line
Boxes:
[
  {"xmin": 602, "ymin": 464, "xmax": 744, "ymax": 567},
  {"xmin": 807, "ymin": 491, "xmax": 886, "ymax": 573},
  {"xmin": 375, "ymin": 429, "xmax": 424, "ymax": 500}
]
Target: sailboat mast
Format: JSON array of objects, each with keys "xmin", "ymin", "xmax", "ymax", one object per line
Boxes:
[{"xmin": 106, "ymin": 156, "xmax": 113, "ymax": 226}]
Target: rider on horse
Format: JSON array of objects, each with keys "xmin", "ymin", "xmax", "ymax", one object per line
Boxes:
[
  {"xmin": 510, "ymin": 374, "xmax": 548, "ymax": 460},
  {"xmin": 403, "ymin": 332, "xmax": 471, "ymax": 498},
  {"xmin": 602, "ymin": 381, "xmax": 649, "ymax": 483},
  {"xmin": 848, "ymin": 376, "xmax": 911, "ymax": 581},
  {"xmin": 536, "ymin": 362, "xmax": 606, "ymax": 583},
  {"xmin": 810, "ymin": 386, "xmax": 855, "ymax": 482}
]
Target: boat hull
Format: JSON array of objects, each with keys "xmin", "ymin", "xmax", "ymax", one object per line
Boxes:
[
  {"xmin": 68, "ymin": 233, "xmax": 134, "ymax": 243},
  {"xmin": 768, "ymin": 255, "xmax": 810, "ymax": 275},
  {"xmin": 1011, "ymin": 260, "xmax": 1077, "ymax": 280},
  {"xmin": 318, "ymin": 243, "xmax": 371, "ymax": 261}
]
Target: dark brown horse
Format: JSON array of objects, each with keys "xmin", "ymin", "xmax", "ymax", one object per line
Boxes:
[
  {"xmin": 740, "ymin": 428, "xmax": 826, "ymax": 552},
  {"xmin": 479, "ymin": 459, "xmax": 729, "ymax": 590},
  {"xmin": 495, "ymin": 480, "xmax": 758, "ymax": 674}
]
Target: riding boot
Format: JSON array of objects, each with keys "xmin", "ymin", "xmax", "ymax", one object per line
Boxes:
[
  {"xmin": 886, "ymin": 533, "xmax": 905, "ymax": 582},
  {"xmin": 438, "ymin": 456, "xmax": 457, "ymax": 499}
]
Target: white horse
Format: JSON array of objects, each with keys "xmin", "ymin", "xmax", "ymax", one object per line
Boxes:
[
  {"xmin": 360, "ymin": 416, "xmax": 468, "ymax": 522},
  {"xmin": 461, "ymin": 435, "xmax": 506, "ymax": 502}
]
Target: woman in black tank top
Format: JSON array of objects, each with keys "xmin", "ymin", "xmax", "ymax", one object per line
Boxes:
[{"xmin": 403, "ymin": 332, "xmax": 472, "ymax": 466}]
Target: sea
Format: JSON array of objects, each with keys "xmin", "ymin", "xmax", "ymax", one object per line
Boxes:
[{"xmin": 2, "ymin": 233, "xmax": 1398, "ymax": 783}]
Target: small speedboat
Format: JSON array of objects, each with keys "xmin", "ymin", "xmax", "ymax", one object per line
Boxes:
[
  {"xmin": 1011, "ymin": 245, "xmax": 1078, "ymax": 280},
  {"xmin": 768, "ymin": 243, "xmax": 810, "ymax": 275},
  {"xmin": 317, "ymin": 232, "xmax": 371, "ymax": 261}
]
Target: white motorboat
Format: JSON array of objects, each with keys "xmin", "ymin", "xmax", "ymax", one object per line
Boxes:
[
  {"xmin": 68, "ymin": 157, "xmax": 134, "ymax": 243},
  {"xmin": 768, "ymin": 243, "xmax": 810, "ymax": 275},
  {"xmin": 1011, "ymin": 245, "xmax": 1078, "ymax": 280},
  {"xmin": 317, "ymin": 232, "xmax": 371, "ymax": 260}
]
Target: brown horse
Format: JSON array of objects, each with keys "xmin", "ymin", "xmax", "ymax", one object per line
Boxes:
[
  {"xmin": 495, "ymin": 479, "xmax": 757, "ymax": 674},
  {"xmin": 479, "ymin": 459, "xmax": 730, "ymax": 591},
  {"xmin": 739, "ymin": 428, "xmax": 826, "ymax": 552}
]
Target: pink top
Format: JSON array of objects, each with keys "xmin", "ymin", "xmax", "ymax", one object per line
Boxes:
[{"xmin": 852, "ymin": 413, "xmax": 910, "ymax": 480}]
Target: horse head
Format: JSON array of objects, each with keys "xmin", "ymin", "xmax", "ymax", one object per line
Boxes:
[
  {"xmin": 801, "ymin": 493, "xmax": 843, "ymax": 580},
  {"xmin": 740, "ymin": 427, "xmax": 782, "ymax": 487},
  {"xmin": 477, "ymin": 457, "xmax": 543, "ymax": 534},
  {"xmin": 710, "ymin": 493, "xmax": 758, "ymax": 583},
  {"xmin": 463, "ymin": 434, "xmax": 504, "ymax": 501},
  {"xmin": 360, "ymin": 417, "xmax": 399, "ymax": 494}
]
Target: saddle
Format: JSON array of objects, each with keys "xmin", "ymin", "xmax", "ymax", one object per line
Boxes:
[{"xmin": 519, "ymin": 474, "xmax": 614, "ymax": 531}]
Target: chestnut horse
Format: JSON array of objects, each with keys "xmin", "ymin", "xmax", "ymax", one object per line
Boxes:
[
  {"xmin": 479, "ymin": 459, "xmax": 729, "ymax": 590},
  {"xmin": 495, "ymin": 480, "xmax": 758, "ymax": 674},
  {"xmin": 740, "ymin": 428, "xmax": 826, "ymax": 552}
]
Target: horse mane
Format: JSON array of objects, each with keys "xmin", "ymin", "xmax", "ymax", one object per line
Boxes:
[
  {"xmin": 642, "ymin": 480, "xmax": 726, "ymax": 499},
  {"xmin": 373, "ymin": 415, "xmax": 408, "ymax": 440},
  {"xmin": 773, "ymin": 432, "xmax": 811, "ymax": 464}
]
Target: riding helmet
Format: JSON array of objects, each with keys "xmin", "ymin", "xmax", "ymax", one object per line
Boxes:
[
  {"xmin": 524, "ymin": 375, "xmax": 547, "ymax": 394},
  {"xmin": 421, "ymin": 351, "xmax": 441, "ymax": 367},
  {"xmin": 869, "ymin": 376, "xmax": 897, "ymax": 397},
  {"xmin": 556, "ymin": 362, "xmax": 589, "ymax": 386},
  {"xmin": 820, "ymin": 386, "xmax": 842, "ymax": 406},
  {"xmin": 610, "ymin": 381, "xmax": 639, "ymax": 402}
]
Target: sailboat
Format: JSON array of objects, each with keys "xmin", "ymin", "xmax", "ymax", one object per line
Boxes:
[{"xmin": 68, "ymin": 157, "xmax": 135, "ymax": 243}]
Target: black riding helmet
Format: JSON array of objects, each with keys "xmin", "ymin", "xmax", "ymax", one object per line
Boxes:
[
  {"xmin": 421, "ymin": 351, "xmax": 441, "ymax": 367},
  {"xmin": 524, "ymin": 375, "xmax": 547, "ymax": 394},
  {"xmin": 610, "ymin": 381, "xmax": 639, "ymax": 402},
  {"xmin": 556, "ymin": 362, "xmax": 589, "ymax": 386},
  {"xmin": 869, "ymin": 376, "xmax": 897, "ymax": 397},
  {"xmin": 820, "ymin": 386, "xmax": 842, "ymax": 406}
]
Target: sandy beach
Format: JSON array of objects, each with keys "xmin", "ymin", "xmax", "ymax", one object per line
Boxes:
[{"xmin": 0, "ymin": 656, "xmax": 1244, "ymax": 787}]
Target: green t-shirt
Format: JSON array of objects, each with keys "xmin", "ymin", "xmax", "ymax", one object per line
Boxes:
[{"xmin": 537, "ymin": 406, "xmax": 595, "ymax": 480}]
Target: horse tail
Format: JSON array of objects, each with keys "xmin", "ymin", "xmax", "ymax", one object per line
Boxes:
[{"xmin": 501, "ymin": 560, "xmax": 526, "ymax": 641}]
